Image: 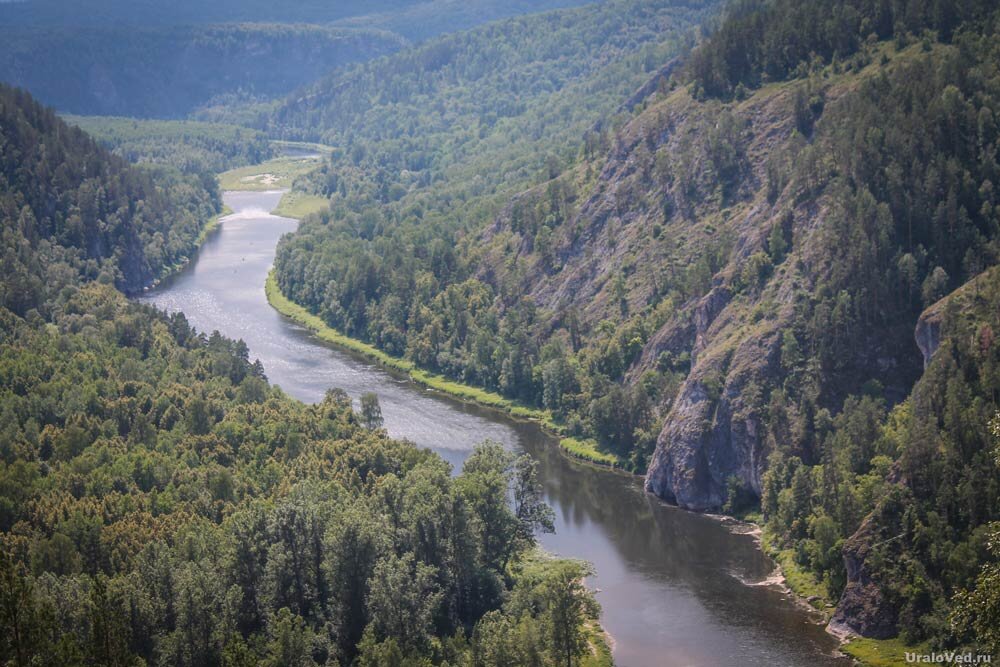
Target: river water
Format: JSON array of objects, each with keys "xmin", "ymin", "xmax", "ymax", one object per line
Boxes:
[{"xmin": 142, "ymin": 190, "xmax": 847, "ymax": 667}]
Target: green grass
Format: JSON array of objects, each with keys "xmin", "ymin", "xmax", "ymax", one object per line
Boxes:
[
  {"xmin": 842, "ymin": 637, "xmax": 929, "ymax": 667},
  {"xmin": 195, "ymin": 205, "xmax": 231, "ymax": 245},
  {"xmin": 758, "ymin": 529, "xmax": 930, "ymax": 667},
  {"xmin": 265, "ymin": 271, "xmax": 625, "ymax": 470},
  {"xmin": 559, "ymin": 437, "xmax": 620, "ymax": 466},
  {"xmin": 760, "ymin": 529, "xmax": 831, "ymax": 613},
  {"xmin": 218, "ymin": 155, "xmax": 325, "ymax": 191},
  {"xmin": 272, "ymin": 191, "xmax": 329, "ymax": 219},
  {"xmin": 582, "ymin": 621, "xmax": 615, "ymax": 667}
]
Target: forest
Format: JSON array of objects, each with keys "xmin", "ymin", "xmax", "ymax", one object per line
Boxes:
[
  {"xmin": 266, "ymin": 0, "xmax": 1000, "ymax": 654},
  {"xmin": 0, "ymin": 84, "xmax": 221, "ymax": 306},
  {"xmin": 0, "ymin": 24, "xmax": 405, "ymax": 118},
  {"xmin": 63, "ymin": 116, "xmax": 274, "ymax": 175},
  {"xmin": 2, "ymin": 0, "xmax": 1000, "ymax": 659},
  {"xmin": 268, "ymin": 0, "xmax": 714, "ymax": 471},
  {"xmin": 0, "ymin": 86, "xmax": 603, "ymax": 667}
]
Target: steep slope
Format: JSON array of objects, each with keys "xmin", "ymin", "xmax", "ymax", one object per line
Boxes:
[
  {"xmin": 268, "ymin": 0, "xmax": 1000, "ymax": 650},
  {"xmin": 269, "ymin": 0, "xmax": 716, "ymax": 416},
  {"xmin": 0, "ymin": 84, "xmax": 220, "ymax": 306},
  {"xmin": 474, "ymin": 0, "xmax": 1000, "ymax": 648}
]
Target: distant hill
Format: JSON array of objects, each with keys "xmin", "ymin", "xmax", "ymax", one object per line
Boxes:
[
  {"xmin": 63, "ymin": 115, "xmax": 275, "ymax": 173},
  {"xmin": 0, "ymin": 0, "xmax": 425, "ymax": 26},
  {"xmin": 0, "ymin": 24, "xmax": 405, "ymax": 118}
]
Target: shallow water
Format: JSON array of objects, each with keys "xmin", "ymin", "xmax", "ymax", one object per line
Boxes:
[{"xmin": 141, "ymin": 190, "xmax": 847, "ymax": 667}]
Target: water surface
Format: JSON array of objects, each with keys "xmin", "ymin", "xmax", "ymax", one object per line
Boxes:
[{"xmin": 142, "ymin": 190, "xmax": 846, "ymax": 667}]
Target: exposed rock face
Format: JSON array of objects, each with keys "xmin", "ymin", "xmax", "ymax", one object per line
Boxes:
[
  {"xmin": 829, "ymin": 515, "xmax": 899, "ymax": 639},
  {"xmin": 476, "ymin": 49, "xmax": 921, "ymax": 518},
  {"xmin": 914, "ymin": 308, "xmax": 942, "ymax": 368},
  {"xmin": 645, "ymin": 319, "xmax": 780, "ymax": 510},
  {"xmin": 617, "ymin": 56, "xmax": 683, "ymax": 114}
]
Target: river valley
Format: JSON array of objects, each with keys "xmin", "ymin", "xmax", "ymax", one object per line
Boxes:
[{"xmin": 141, "ymin": 189, "xmax": 848, "ymax": 667}]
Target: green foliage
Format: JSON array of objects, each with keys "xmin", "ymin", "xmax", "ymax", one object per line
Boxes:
[
  {"xmin": 63, "ymin": 116, "xmax": 275, "ymax": 173},
  {"xmin": 0, "ymin": 24, "xmax": 405, "ymax": 118},
  {"xmin": 271, "ymin": 0, "xmax": 712, "ymax": 471},
  {"xmin": 473, "ymin": 556, "xmax": 603, "ymax": 667},
  {"xmin": 0, "ymin": 0, "xmax": 596, "ymax": 40},
  {"xmin": 360, "ymin": 393, "xmax": 385, "ymax": 430},
  {"xmin": 686, "ymin": 0, "xmax": 996, "ymax": 99},
  {"xmin": 0, "ymin": 85, "xmax": 220, "ymax": 312},
  {"xmin": 0, "ymin": 84, "xmax": 601, "ymax": 667},
  {"xmin": 951, "ymin": 524, "xmax": 1000, "ymax": 657}
]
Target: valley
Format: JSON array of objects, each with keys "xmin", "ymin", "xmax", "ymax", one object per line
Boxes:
[{"xmin": 1, "ymin": 0, "xmax": 998, "ymax": 664}]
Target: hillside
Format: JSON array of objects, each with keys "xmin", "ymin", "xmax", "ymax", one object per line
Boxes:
[
  {"xmin": 331, "ymin": 0, "xmax": 600, "ymax": 41},
  {"xmin": 479, "ymin": 0, "xmax": 1000, "ymax": 652},
  {"xmin": 269, "ymin": 0, "xmax": 1000, "ymax": 653},
  {"xmin": 0, "ymin": 84, "xmax": 220, "ymax": 306},
  {"xmin": 0, "ymin": 0, "xmax": 427, "ymax": 26},
  {"xmin": 269, "ymin": 0, "xmax": 716, "ymax": 401},
  {"xmin": 0, "ymin": 24, "xmax": 405, "ymax": 118},
  {"xmin": 0, "ymin": 87, "xmax": 602, "ymax": 667},
  {"xmin": 63, "ymin": 116, "xmax": 275, "ymax": 173}
]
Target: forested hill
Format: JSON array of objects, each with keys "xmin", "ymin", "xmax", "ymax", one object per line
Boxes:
[
  {"xmin": 0, "ymin": 85, "xmax": 220, "ymax": 308},
  {"xmin": 0, "ymin": 0, "xmax": 426, "ymax": 26},
  {"xmin": 0, "ymin": 87, "xmax": 602, "ymax": 666},
  {"xmin": 0, "ymin": 24, "xmax": 404, "ymax": 118},
  {"xmin": 269, "ymin": 0, "xmax": 1000, "ymax": 654},
  {"xmin": 63, "ymin": 116, "xmax": 275, "ymax": 174},
  {"xmin": 0, "ymin": 0, "xmax": 592, "ymax": 39},
  {"xmin": 0, "ymin": 0, "xmax": 601, "ymax": 118},
  {"xmin": 268, "ymin": 0, "xmax": 716, "ymax": 375}
]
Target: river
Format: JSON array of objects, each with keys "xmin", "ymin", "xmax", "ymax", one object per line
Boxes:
[{"xmin": 141, "ymin": 189, "xmax": 847, "ymax": 667}]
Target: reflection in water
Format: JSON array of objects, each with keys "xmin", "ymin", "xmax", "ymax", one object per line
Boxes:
[{"xmin": 141, "ymin": 191, "xmax": 846, "ymax": 667}]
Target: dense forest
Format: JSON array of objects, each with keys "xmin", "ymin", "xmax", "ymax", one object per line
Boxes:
[
  {"xmin": 2, "ymin": 0, "xmax": 999, "ymax": 657},
  {"xmin": 0, "ymin": 24, "xmax": 405, "ymax": 118},
  {"xmin": 0, "ymin": 86, "xmax": 603, "ymax": 667},
  {"xmin": 268, "ymin": 0, "xmax": 713, "ymax": 459},
  {"xmin": 0, "ymin": 0, "xmax": 605, "ymax": 119},
  {"xmin": 0, "ymin": 0, "xmax": 586, "ymax": 34},
  {"xmin": 63, "ymin": 116, "xmax": 274, "ymax": 174},
  {"xmin": 0, "ymin": 84, "xmax": 220, "ymax": 307},
  {"xmin": 267, "ymin": 0, "xmax": 1000, "ymax": 653}
]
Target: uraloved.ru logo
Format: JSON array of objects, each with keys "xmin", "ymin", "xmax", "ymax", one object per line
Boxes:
[{"xmin": 905, "ymin": 653, "xmax": 993, "ymax": 664}]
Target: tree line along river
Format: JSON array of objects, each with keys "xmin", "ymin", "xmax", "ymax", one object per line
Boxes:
[{"xmin": 141, "ymin": 189, "xmax": 847, "ymax": 667}]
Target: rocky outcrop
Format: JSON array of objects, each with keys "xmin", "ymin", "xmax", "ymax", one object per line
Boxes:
[
  {"xmin": 645, "ymin": 322, "xmax": 781, "ymax": 510},
  {"xmin": 617, "ymin": 57, "xmax": 683, "ymax": 114},
  {"xmin": 828, "ymin": 515, "xmax": 899, "ymax": 639},
  {"xmin": 914, "ymin": 311, "xmax": 942, "ymax": 369},
  {"xmin": 915, "ymin": 267, "xmax": 1000, "ymax": 368}
]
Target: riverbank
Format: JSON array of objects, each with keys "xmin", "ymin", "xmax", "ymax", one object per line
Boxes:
[
  {"xmin": 146, "ymin": 204, "xmax": 232, "ymax": 290},
  {"xmin": 217, "ymin": 141, "xmax": 331, "ymax": 191},
  {"xmin": 265, "ymin": 270, "xmax": 622, "ymax": 469},
  {"xmin": 757, "ymin": 527, "xmax": 924, "ymax": 667},
  {"xmin": 266, "ymin": 269, "xmax": 920, "ymax": 666},
  {"xmin": 265, "ymin": 271, "xmax": 939, "ymax": 667},
  {"xmin": 143, "ymin": 188, "xmax": 852, "ymax": 666}
]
